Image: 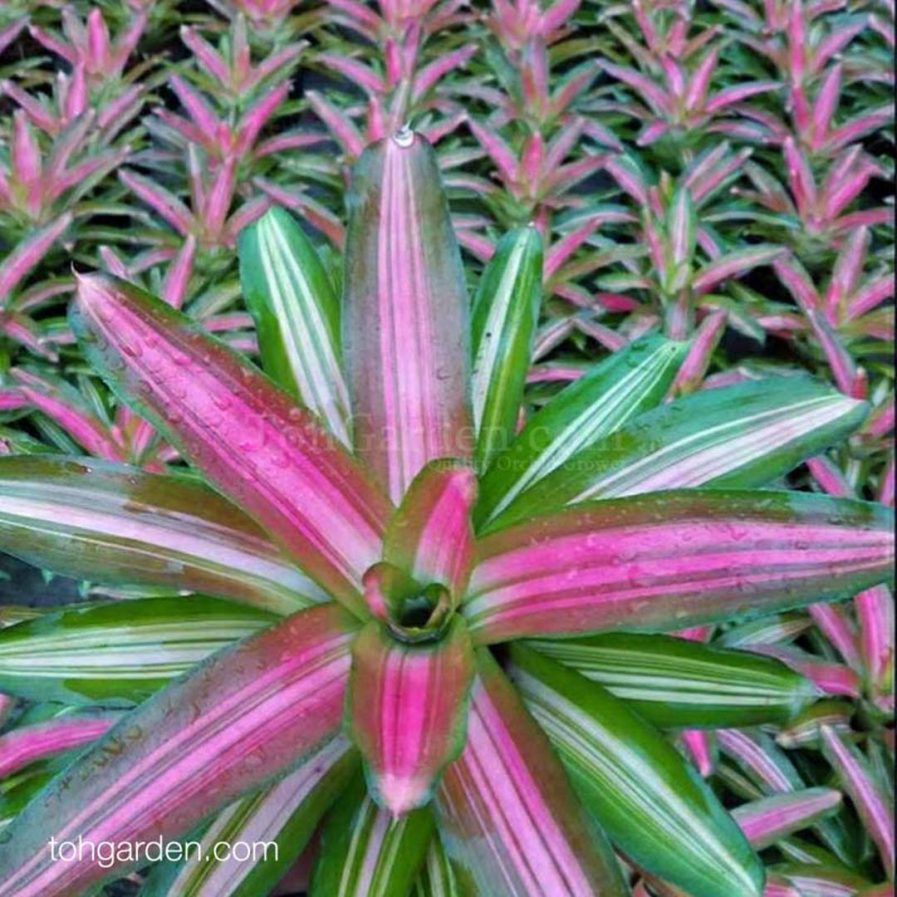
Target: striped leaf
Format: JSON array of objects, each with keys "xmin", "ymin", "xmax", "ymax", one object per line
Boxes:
[
  {"xmin": 476, "ymin": 334, "xmax": 687, "ymax": 529},
  {"xmin": 343, "ymin": 131, "xmax": 472, "ymax": 503},
  {"xmin": 238, "ymin": 206, "xmax": 352, "ymax": 445},
  {"xmin": 820, "ymin": 725, "xmax": 894, "ymax": 880},
  {"xmin": 0, "ymin": 604, "xmax": 357, "ymax": 897},
  {"xmin": 310, "ymin": 773, "xmax": 434, "ymax": 897},
  {"xmin": 733, "ymin": 789, "xmax": 843, "ymax": 850},
  {"xmin": 347, "ymin": 618, "xmax": 475, "ymax": 815},
  {"xmin": 141, "ymin": 737, "xmax": 356, "ymax": 897},
  {"xmin": 0, "ymin": 597, "xmax": 278, "ymax": 706},
  {"xmin": 508, "ymin": 645, "xmax": 764, "ymax": 897},
  {"xmin": 470, "ymin": 225, "xmax": 543, "ymax": 473},
  {"xmin": 0, "ymin": 712, "xmax": 121, "ymax": 779},
  {"xmin": 435, "ymin": 650, "xmax": 628, "ymax": 897},
  {"xmin": 72, "ymin": 274, "xmax": 391, "ymax": 613},
  {"xmin": 383, "ymin": 459, "xmax": 477, "ymax": 600},
  {"xmin": 0, "ymin": 456, "xmax": 324, "ymax": 614},
  {"xmin": 524, "ymin": 632, "xmax": 819, "ymax": 728},
  {"xmin": 464, "ymin": 490, "xmax": 894, "ymax": 643},
  {"xmin": 413, "ymin": 839, "xmax": 459, "ymax": 897},
  {"xmin": 497, "ymin": 378, "xmax": 868, "ymax": 520}
]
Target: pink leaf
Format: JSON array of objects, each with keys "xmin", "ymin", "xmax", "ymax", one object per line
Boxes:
[
  {"xmin": 0, "ymin": 604, "xmax": 356, "ymax": 897},
  {"xmin": 72, "ymin": 274, "xmax": 390, "ymax": 613},
  {"xmin": 383, "ymin": 459, "xmax": 477, "ymax": 599},
  {"xmin": 436, "ymin": 652, "xmax": 626, "ymax": 896},
  {"xmin": 820, "ymin": 725, "xmax": 895, "ymax": 880},
  {"xmin": 348, "ymin": 616, "xmax": 475, "ymax": 814},
  {"xmin": 464, "ymin": 490, "xmax": 893, "ymax": 643},
  {"xmin": 343, "ymin": 132, "xmax": 472, "ymax": 502},
  {"xmin": 0, "ymin": 713, "xmax": 120, "ymax": 779}
]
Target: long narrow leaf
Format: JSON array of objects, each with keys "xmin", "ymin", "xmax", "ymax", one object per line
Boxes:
[
  {"xmin": 435, "ymin": 650, "xmax": 628, "ymax": 897},
  {"xmin": 524, "ymin": 632, "xmax": 819, "ymax": 728},
  {"xmin": 343, "ymin": 131, "xmax": 472, "ymax": 502},
  {"xmin": 0, "ymin": 604, "xmax": 357, "ymax": 897},
  {"xmin": 238, "ymin": 206, "xmax": 352, "ymax": 445},
  {"xmin": 497, "ymin": 378, "xmax": 867, "ymax": 518},
  {"xmin": 464, "ymin": 490, "xmax": 894, "ymax": 642},
  {"xmin": 470, "ymin": 225, "xmax": 543, "ymax": 473},
  {"xmin": 141, "ymin": 737, "xmax": 356, "ymax": 897},
  {"xmin": 72, "ymin": 274, "xmax": 390, "ymax": 613},
  {"xmin": 0, "ymin": 456, "xmax": 324, "ymax": 613},
  {"xmin": 476, "ymin": 334, "xmax": 686, "ymax": 528},
  {"xmin": 0, "ymin": 597, "xmax": 278, "ymax": 706},
  {"xmin": 508, "ymin": 645, "xmax": 764, "ymax": 897},
  {"xmin": 310, "ymin": 774, "xmax": 434, "ymax": 897}
]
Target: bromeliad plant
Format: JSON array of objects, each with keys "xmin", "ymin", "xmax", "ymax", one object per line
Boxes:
[{"xmin": 0, "ymin": 131, "xmax": 892, "ymax": 897}]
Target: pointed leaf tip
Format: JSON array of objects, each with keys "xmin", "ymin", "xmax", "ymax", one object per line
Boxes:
[
  {"xmin": 72, "ymin": 273, "xmax": 390, "ymax": 614},
  {"xmin": 344, "ymin": 134, "xmax": 472, "ymax": 502},
  {"xmin": 348, "ymin": 617, "xmax": 476, "ymax": 816}
]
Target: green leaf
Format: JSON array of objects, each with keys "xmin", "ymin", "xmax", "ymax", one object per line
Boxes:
[
  {"xmin": 0, "ymin": 597, "xmax": 278, "ymax": 706},
  {"xmin": 508, "ymin": 645, "xmax": 764, "ymax": 897},
  {"xmin": 524, "ymin": 632, "xmax": 819, "ymax": 728},
  {"xmin": 470, "ymin": 225, "xmax": 543, "ymax": 473},
  {"xmin": 476, "ymin": 334, "xmax": 687, "ymax": 529},
  {"xmin": 498, "ymin": 377, "xmax": 867, "ymax": 520},
  {"xmin": 310, "ymin": 773, "xmax": 434, "ymax": 897},
  {"xmin": 238, "ymin": 206, "xmax": 352, "ymax": 445}
]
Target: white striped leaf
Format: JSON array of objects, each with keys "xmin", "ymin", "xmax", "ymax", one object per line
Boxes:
[
  {"xmin": 507, "ymin": 645, "xmax": 764, "ymax": 897},
  {"xmin": 476, "ymin": 334, "xmax": 687, "ymax": 529},
  {"xmin": 0, "ymin": 604, "xmax": 357, "ymax": 897},
  {"xmin": 0, "ymin": 597, "xmax": 278, "ymax": 706},
  {"xmin": 413, "ymin": 838, "xmax": 459, "ymax": 897},
  {"xmin": 497, "ymin": 377, "xmax": 867, "ymax": 522},
  {"xmin": 343, "ymin": 131, "xmax": 472, "ymax": 502},
  {"xmin": 0, "ymin": 456, "xmax": 327, "ymax": 614},
  {"xmin": 435, "ymin": 650, "xmax": 628, "ymax": 897},
  {"xmin": 470, "ymin": 225, "xmax": 542, "ymax": 473},
  {"xmin": 142, "ymin": 737, "xmax": 356, "ymax": 897},
  {"xmin": 239, "ymin": 206, "xmax": 352, "ymax": 445},
  {"xmin": 524, "ymin": 632, "xmax": 819, "ymax": 728},
  {"xmin": 733, "ymin": 789, "xmax": 843, "ymax": 850},
  {"xmin": 310, "ymin": 774, "xmax": 434, "ymax": 897}
]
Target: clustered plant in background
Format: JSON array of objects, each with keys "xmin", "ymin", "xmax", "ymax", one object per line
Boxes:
[{"xmin": 0, "ymin": 2, "xmax": 893, "ymax": 897}]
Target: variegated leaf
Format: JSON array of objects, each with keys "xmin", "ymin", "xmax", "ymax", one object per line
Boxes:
[
  {"xmin": 0, "ymin": 604, "xmax": 357, "ymax": 897},
  {"xmin": 435, "ymin": 650, "xmax": 628, "ymax": 897},
  {"xmin": 476, "ymin": 334, "xmax": 686, "ymax": 528},
  {"xmin": 141, "ymin": 737, "xmax": 356, "ymax": 897},
  {"xmin": 383, "ymin": 459, "xmax": 477, "ymax": 600},
  {"xmin": 310, "ymin": 774, "xmax": 434, "ymax": 897},
  {"xmin": 525, "ymin": 632, "xmax": 819, "ymax": 728},
  {"xmin": 0, "ymin": 597, "xmax": 278, "ymax": 706},
  {"xmin": 343, "ymin": 131, "xmax": 472, "ymax": 502},
  {"xmin": 820, "ymin": 725, "xmax": 894, "ymax": 880},
  {"xmin": 497, "ymin": 378, "xmax": 867, "ymax": 521},
  {"xmin": 238, "ymin": 206, "xmax": 352, "ymax": 445},
  {"xmin": 0, "ymin": 456, "xmax": 325, "ymax": 613},
  {"xmin": 470, "ymin": 225, "xmax": 542, "ymax": 473},
  {"xmin": 733, "ymin": 789, "xmax": 843, "ymax": 850},
  {"xmin": 413, "ymin": 838, "xmax": 459, "ymax": 897},
  {"xmin": 348, "ymin": 617, "xmax": 475, "ymax": 815},
  {"xmin": 72, "ymin": 274, "xmax": 391, "ymax": 613},
  {"xmin": 464, "ymin": 490, "xmax": 894, "ymax": 643},
  {"xmin": 508, "ymin": 645, "xmax": 764, "ymax": 897}
]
